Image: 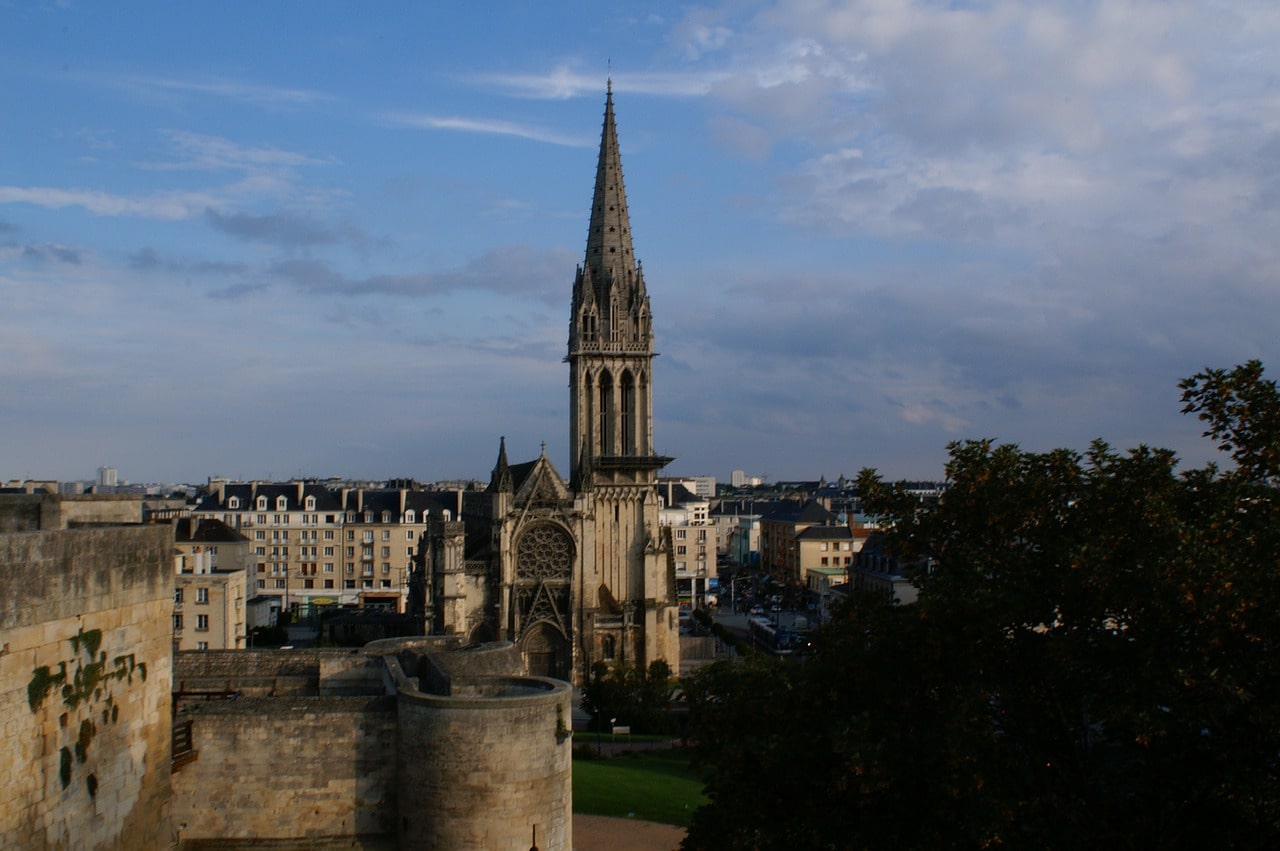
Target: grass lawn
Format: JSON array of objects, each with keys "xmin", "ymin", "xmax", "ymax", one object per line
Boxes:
[{"xmin": 573, "ymin": 748, "xmax": 708, "ymax": 828}]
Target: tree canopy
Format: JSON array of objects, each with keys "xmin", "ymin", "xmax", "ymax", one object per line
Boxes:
[{"xmin": 683, "ymin": 362, "xmax": 1280, "ymax": 850}]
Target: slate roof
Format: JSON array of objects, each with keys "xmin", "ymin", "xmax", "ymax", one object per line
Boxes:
[
  {"xmin": 339, "ymin": 488, "xmax": 444, "ymax": 519},
  {"xmin": 796, "ymin": 525, "xmax": 854, "ymax": 541},
  {"xmin": 174, "ymin": 517, "xmax": 248, "ymax": 543},
  {"xmin": 193, "ymin": 482, "xmax": 342, "ymax": 513},
  {"xmin": 762, "ymin": 499, "xmax": 838, "ymax": 526}
]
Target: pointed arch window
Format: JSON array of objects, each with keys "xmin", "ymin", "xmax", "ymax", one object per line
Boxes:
[
  {"xmin": 621, "ymin": 370, "xmax": 635, "ymax": 454},
  {"xmin": 598, "ymin": 370, "xmax": 614, "ymax": 456}
]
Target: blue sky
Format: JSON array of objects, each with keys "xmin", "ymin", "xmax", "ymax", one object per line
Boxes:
[{"xmin": 3, "ymin": 1, "xmax": 1279, "ymax": 486}]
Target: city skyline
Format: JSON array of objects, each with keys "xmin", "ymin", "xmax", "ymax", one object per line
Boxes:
[{"xmin": 4, "ymin": 2, "xmax": 1279, "ymax": 485}]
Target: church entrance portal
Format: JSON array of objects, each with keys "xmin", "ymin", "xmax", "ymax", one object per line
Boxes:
[{"xmin": 522, "ymin": 622, "xmax": 570, "ymax": 681}]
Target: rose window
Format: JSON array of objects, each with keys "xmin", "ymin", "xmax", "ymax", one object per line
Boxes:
[{"xmin": 516, "ymin": 524, "xmax": 572, "ymax": 581}]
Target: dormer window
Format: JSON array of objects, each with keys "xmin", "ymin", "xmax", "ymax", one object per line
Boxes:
[
  {"xmin": 346, "ymin": 512, "xmax": 355, "ymax": 523},
  {"xmin": 364, "ymin": 511, "xmax": 373, "ymax": 523},
  {"xmin": 276, "ymin": 496, "xmax": 288, "ymax": 511},
  {"xmin": 404, "ymin": 510, "xmax": 415, "ymax": 524},
  {"xmin": 256, "ymin": 496, "xmax": 267, "ymax": 511},
  {"xmin": 382, "ymin": 511, "xmax": 391, "ymax": 523},
  {"xmin": 304, "ymin": 496, "xmax": 316, "ymax": 511},
  {"xmin": 227, "ymin": 496, "xmax": 240, "ymax": 510}
]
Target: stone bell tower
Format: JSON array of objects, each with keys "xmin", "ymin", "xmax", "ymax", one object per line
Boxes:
[{"xmin": 567, "ymin": 81, "xmax": 679, "ymax": 674}]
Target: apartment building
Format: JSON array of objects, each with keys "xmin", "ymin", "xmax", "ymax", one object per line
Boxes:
[
  {"xmin": 760, "ymin": 499, "xmax": 856, "ymax": 584},
  {"xmin": 337, "ymin": 488, "xmax": 441, "ymax": 612},
  {"xmin": 192, "ymin": 481, "xmax": 445, "ymax": 615},
  {"xmin": 658, "ymin": 480, "xmax": 718, "ymax": 610},
  {"xmin": 172, "ymin": 517, "xmax": 248, "ymax": 651}
]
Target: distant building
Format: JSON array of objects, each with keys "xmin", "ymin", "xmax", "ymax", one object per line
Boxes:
[
  {"xmin": 714, "ymin": 498, "xmax": 772, "ymax": 568},
  {"xmin": 760, "ymin": 499, "xmax": 857, "ymax": 583},
  {"xmin": 806, "ymin": 566, "xmax": 848, "ymax": 621},
  {"xmin": 191, "ymin": 481, "xmax": 443, "ymax": 615},
  {"xmin": 850, "ymin": 532, "xmax": 927, "ymax": 605},
  {"xmin": 659, "ymin": 480, "xmax": 718, "ymax": 610},
  {"xmin": 172, "ymin": 517, "xmax": 249, "ymax": 652},
  {"xmin": 97, "ymin": 466, "xmax": 118, "ymax": 488}
]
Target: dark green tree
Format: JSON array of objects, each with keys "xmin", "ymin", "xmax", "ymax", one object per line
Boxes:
[
  {"xmin": 683, "ymin": 364, "xmax": 1280, "ymax": 850},
  {"xmin": 580, "ymin": 660, "xmax": 677, "ymax": 734}
]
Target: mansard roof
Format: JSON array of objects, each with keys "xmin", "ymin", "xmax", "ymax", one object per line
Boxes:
[
  {"xmin": 193, "ymin": 482, "xmax": 342, "ymax": 513},
  {"xmin": 174, "ymin": 517, "xmax": 248, "ymax": 543},
  {"xmin": 711, "ymin": 498, "xmax": 784, "ymax": 518},
  {"xmin": 339, "ymin": 489, "xmax": 443, "ymax": 518}
]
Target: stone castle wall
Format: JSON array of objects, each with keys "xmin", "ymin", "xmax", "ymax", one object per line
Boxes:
[
  {"xmin": 171, "ymin": 696, "xmax": 398, "ymax": 846},
  {"xmin": 169, "ymin": 639, "xmax": 571, "ymax": 850},
  {"xmin": 0, "ymin": 525, "xmax": 173, "ymax": 850}
]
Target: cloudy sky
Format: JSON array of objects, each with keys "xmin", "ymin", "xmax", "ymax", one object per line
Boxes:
[{"xmin": 3, "ymin": 1, "xmax": 1278, "ymax": 486}]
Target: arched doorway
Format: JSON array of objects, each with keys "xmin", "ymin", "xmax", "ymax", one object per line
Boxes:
[{"xmin": 522, "ymin": 621, "xmax": 570, "ymax": 681}]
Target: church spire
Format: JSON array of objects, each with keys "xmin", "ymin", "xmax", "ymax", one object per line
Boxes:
[
  {"xmin": 568, "ymin": 84, "xmax": 670, "ymax": 487},
  {"xmin": 488, "ymin": 435, "xmax": 513, "ymax": 494},
  {"xmin": 583, "ymin": 80, "xmax": 635, "ymax": 286}
]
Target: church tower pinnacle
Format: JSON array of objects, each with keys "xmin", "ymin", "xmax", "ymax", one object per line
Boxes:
[{"xmin": 569, "ymin": 83, "xmax": 670, "ymax": 488}]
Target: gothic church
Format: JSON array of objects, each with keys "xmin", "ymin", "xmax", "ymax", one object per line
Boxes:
[{"xmin": 418, "ymin": 84, "xmax": 680, "ymax": 684}]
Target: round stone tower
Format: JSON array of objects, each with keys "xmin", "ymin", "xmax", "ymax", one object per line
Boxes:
[{"xmin": 388, "ymin": 644, "xmax": 572, "ymax": 850}]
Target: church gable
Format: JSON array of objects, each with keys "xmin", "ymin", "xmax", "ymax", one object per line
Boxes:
[{"xmin": 512, "ymin": 455, "xmax": 570, "ymax": 508}]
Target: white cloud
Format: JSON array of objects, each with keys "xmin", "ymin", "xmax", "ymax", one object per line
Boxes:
[
  {"xmin": 381, "ymin": 111, "xmax": 591, "ymax": 147},
  {"xmin": 472, "ymin": 67, "xmax": 726, "ymax": 99},
  {"xmin": 156, "ymin": 131, "xmax": 335, "ymax": 172},
  {"xmin": 0, "ymin": 185, "xmax": 217, "ymax": 220},
  {"xmin": 110, "ymin": 74, "xmax": 329, "ymax": 108}
]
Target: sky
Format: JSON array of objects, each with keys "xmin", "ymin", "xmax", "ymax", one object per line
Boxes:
[{"xmin": 3, "ymin": 1, "xmax": 1279, "ymax": 486}]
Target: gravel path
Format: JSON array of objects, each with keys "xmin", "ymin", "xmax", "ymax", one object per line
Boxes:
[{"xmin": 573, "ymin": 814, "xmax": 686, "ymax": 850}]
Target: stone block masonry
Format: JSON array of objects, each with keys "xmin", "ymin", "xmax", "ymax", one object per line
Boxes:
[
  {"xmin": 171, "ymin": 696, "xmax": 398, "ymax": 843},
  {"xmin": 171, "ymin": 640, "xmax": 573, "ymax": 850},
  {"xmin": 0, "ymin": 525, "xmax": 173, "ymax": 850}
]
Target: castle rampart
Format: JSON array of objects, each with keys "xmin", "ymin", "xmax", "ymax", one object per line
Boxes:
[
  {"xmin": 0, "ymin": 525, "xmax": 173, "ymax": 851},
  {"xmin": 172, "ymin": 641, "xmax": 572, "ymax": 850}
]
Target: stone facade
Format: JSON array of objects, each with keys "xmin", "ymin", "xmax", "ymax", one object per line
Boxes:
[{"xmin": 0, "ymin": 524, "xmax": 173, "ymax": 851}]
